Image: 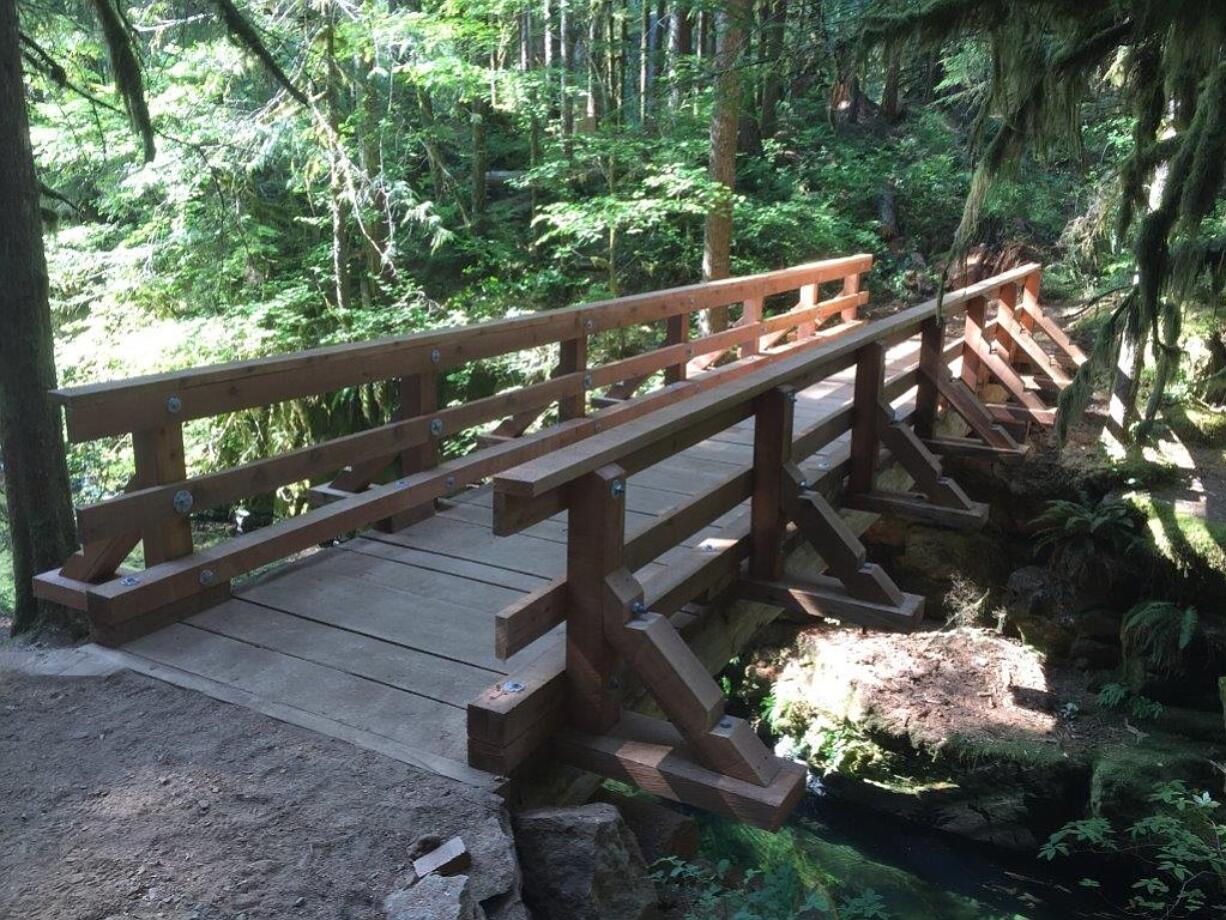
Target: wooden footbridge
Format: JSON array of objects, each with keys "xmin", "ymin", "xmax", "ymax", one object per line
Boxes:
[{"xmin": 35, "ymin": 255, "xmax": 1084, "ymax": 831}]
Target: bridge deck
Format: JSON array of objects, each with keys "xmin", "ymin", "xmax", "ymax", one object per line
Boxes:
[{"xmin": 106, "ymin": 338, "xmax": 923, "ymax": 790}]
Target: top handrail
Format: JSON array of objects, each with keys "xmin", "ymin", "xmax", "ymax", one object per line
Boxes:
[
  {"xmin": 52, "ymin": 254, "xmax": 872, "ymax": 441},
  {"xmin": 493, "ymin": 263, "xmax": 1040, "ymax": 501}
]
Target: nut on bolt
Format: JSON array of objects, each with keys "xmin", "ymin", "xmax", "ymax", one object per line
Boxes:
[
  {"xmin": 429, "ymin": 418, "xmax": 444, "ymax": 437},
  {"xmin": 166, "ymin": 395, "xmax": 182, "ymax": 414},
  {"xmin": 198, "ymin": 569, "xmax": 216, "ymax": 586},
  {"xmin": 610, "ymin": 479, "xmax": 625, "ymax": 497},
  {"xmin": 630, "ymin": 600, "xmax": 648, "ymax": 616},
  {"xmin": 172, "ymin": 489, "xmax": 194, "ymax": 514}
]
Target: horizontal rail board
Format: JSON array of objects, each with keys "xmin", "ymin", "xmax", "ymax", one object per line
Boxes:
[
  {"xmin": 493, "ymin": 265, "xmax": 1038, "ymax": 502},
  {"xmin": 54, "ymin": 255, "xmax": 873, "ymax": 441}
]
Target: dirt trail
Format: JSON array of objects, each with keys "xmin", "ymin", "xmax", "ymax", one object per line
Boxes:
[{"xmin": 0, "ymin": 662, "xmax": 515, "ymax": 920}]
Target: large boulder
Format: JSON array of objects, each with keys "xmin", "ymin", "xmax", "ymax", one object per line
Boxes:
[{"xmin": 512, "ymin": 804, "xmax": 658, "ymax": 920}]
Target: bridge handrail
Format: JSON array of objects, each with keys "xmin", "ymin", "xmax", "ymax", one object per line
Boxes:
[
  {"xmin": 493, "ymin": 263, "xmax": 1040, "ymax": 505},
  {"xmin": 51, "ymin": 254, "xmax": 872, "ymax": 441},
  {"xmin": 39, "ymin": 254, "xmax": 882, "ymax": 633}
]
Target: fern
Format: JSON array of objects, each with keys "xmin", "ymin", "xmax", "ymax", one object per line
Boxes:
[{"xmin": 1121, "ymin": 601, "xmax": 1200, "ymax": 677}]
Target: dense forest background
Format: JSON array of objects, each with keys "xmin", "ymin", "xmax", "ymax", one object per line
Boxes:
[{"xmin": 1, "ymin": 0, "xmax": 1223, "ymax": 621}]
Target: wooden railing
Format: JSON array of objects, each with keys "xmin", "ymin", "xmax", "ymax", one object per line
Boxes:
[
  {"xmin": 468, "ymin": 262, "xmax": 1086, "ymax": 830},
  {"xmin": 35, "ymin": 254, "xmax": 875, "ymax": 642}
]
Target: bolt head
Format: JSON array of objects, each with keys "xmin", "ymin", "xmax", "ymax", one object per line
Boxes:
[
  {"xmin": 430, "ymin": 348, "xmax": 441, "ymax": 363},
  {"xmin": 445, "ymin": 475, "xmax": 456, "ymax": 488},
  {"xmin": 584, "ymin": 318, "xmax": 594, "ymax": 331},
  {"xmin": 429, "ymin": 418, "xmax": 444, "ymax": 437},
  {"xmin": 172, "ymin": 489, "xmax": 194, "ymax": 514},
  {"xmin": 630, "ymin": 600, "xmax": 648, "ymax": 616},
  {"xmin": 610, "ymin": 479, "xmax": 625, "ymax": 497},
  {"xmin": 503, "ymin": 681, "xmax": 525, "ymax": 694},
  {"xmin": 583, "ymin": 373, "xmax": 592, "ymax": 389},
  {"xmin": 719, "ymin": 717, "xmax": 733, "ymax": 730},
  {"xmin": 166, "ymin": 396, "xmax": 182, "ymax": 414},
  {"xmin": 798, "ymin": 480, "xmax": 810, "ymax": 492},
  {"xmin": 198, "ymin": 569, "xmax": 216, "ymax": 586},
  {"xmin": 120, "ymin": 575, "xmax": 141, "ymax": 587}
]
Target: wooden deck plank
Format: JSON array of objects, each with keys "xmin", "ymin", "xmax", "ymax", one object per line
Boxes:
[
  {"xmin": 190, "ymin": 599, "xmax": 500, "ymax": 706},
  {"xmin": 339, "ymin": 535, "xmax": 550, "ymax": 593},
  {"xmin": 122, "ymin": 623, "xmax": 480, "ymax": 777}
]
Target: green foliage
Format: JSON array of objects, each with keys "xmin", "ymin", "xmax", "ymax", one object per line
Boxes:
[
  {"xmin": 1120, "ymin": 601, "xmax": 1200, "ymax": 679},
  {"xmin": 1040, "ymin": 781, "xmax": 1226, "ymax": 917},
  {"xmin": 652, "ymin": 857, "xmax": 847, "ymax": 919},
  {"xmin": 1097, "ymin": 682, "xmax": 1166, "ymax": 721},
  {"xmin": 1033, "ymin": 494, "xmax": 1143, "ymax": 582}
]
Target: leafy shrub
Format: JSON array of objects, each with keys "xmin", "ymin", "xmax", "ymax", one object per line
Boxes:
[
  {"xmin": 1120, "ymin": 601, "xmax": 1200, "ymax": 678},
  {"xmin": 1034, "ymin": 494, "xmax": 1142, "ymax": 582},
  {"xmin": 1040, "ymin": 781, "xmax": 1226, "ymax": 917}
]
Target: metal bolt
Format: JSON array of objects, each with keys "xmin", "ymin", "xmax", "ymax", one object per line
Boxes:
[
  {"xmin": 503, "ymin": 681, "xmax": 525, "ymax": 694},
  {"xmin": 198, "ymin": 569, "xmax": 216, "ymax": 586},
  {"xmin": 445, "ymin": 475, "xmax": 456, "ymax": 489},
  {"xmin": 166, "ymin": 396, "xmax": 182, "ymax": 414},
  {"xmin": 787, "ymin": 391, "xmax": 798, "ymax": 404},
  {"xmin": 630, "ymin": 600, "xmax": 648, "ymax": 616},
  {"xmin": 610, "ymin": 479, "xmax": 625, "ymax": 498},
  {"xmin": 719, "ymin": 717, "xmax": 733, "ymax": 729},
  {"xmin": 430, "ymin": 418, "xmax": 444, "ymax": 437},
  {"xmin": 430, "ymin": 348, "xmax": 441, "ymax": 363},
  {"xmin": 172, "ymin": 489, "xmax": 194, "ymax": 514},
  {"xmin": 583, "ymin": 373, "xmax": 592, "ymax": 389},
  {"xmin": 396, "ymin": 478, "xmax": 409, "ymax": 487},
  {"xmin": 798, "ymin": 479, "xmax": 810, "ymax": 492},
  {"xmin": 120, "ymin": 575, "xmax": 141, "ymax": 587},
  {"xmin": 584, "ymin": 318, "xmax": 594, "ymax": 331}
]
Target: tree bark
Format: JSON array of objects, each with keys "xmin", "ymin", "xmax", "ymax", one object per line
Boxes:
[
  {"xmin": 881, "ymin": 44, "xmax": 902, "ymax": 122},
  {"xmin": 702, "ymin": 0, "xmax": 747, "ymax": 331},
  {"xmin": 560, "ymin": 0, "xmax": 574, "ymax": 151},
  {"xmin": 0, "ymin": 0, "xmax": 78, "ymax": 634},
  {"xmin": 758, "ymin": 0, "xmax": 786, "ymax": 138},
  {"xmin": 667, "ymin": 0, "xmax": 692, "ymax": 109},
  {"xmin": 324, "ymin": 8, "xmax": 352, "ymax": 312}
]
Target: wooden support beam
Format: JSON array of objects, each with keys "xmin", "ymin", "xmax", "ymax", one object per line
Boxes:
[
  {"xmin": 797, "ymin": 283, "xmax": 817, "ymax": 339},
  {"xmin": 664, "ymin": 314, "xmax": 689, "ymax": 384},
  {"xmin": 495, "ymin": 580, "xmax": 565, "ymax": 660},
  {"xmin": 926, "ymin": 361, "xmax": 1022, "ymax": 452},
  {"xmin": 750, "ymin": 387, "xmax": 793, "ymax": 579},
  {"xmin": 132, "ymin": 423, "xmax": 193, "ymax": 566},
  {"xmin": 995, "ymin": 292, "xmax": 1072, "ymax": 387},
  {"xmin": 873, "ymin": 402, "xmax": 973, "ymax": 509},
  {"xmin": 740, "ymin": 296, "xmax": 763, "ymax": 357},
  {"xmin": 613, "ymin": 609, "xmax": 778, "ymax": 786},
  {"xmin": 554, "ymin": 712, "xmax": 807, "ymax": 832},
  {"xmin": 564, "ymin": 464, "xmax": 626, "ymax": 733},
  {"xmin": 961, "ymin": 295, "xmax": 987, "ymax": 392},
  {"xmin": 913, "ymin": 315, "xmax": 943, "ymax": 440},
  {"xmin": 841, "ymin": 490, "xmax": 988, "ymax": 531},
  {"xmin": 963, "ymin": 332, "xmax": 1056, "ymax": 423},
  {"xmin": 738, "ymin": 575, "xmax": 924, "ymax": 632},
  {"xmin": 848, "ymin": 342, "xmax": 885, "ymax": 495},
  {"xmin": 840, "ymin": 271, "xmax": 862, "ymax": 322},
  {"xmin": 924, "ymin": 436, "xmax": 1028, "ymax": 461},
  {"xmin": 558, "ymin": 336, "xmax": 587, "ymax": 420}
]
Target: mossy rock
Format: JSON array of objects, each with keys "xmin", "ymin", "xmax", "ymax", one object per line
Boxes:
[{"xmin": 1089, "ymin": 735, "xmax": 1222, "ymax": 826}]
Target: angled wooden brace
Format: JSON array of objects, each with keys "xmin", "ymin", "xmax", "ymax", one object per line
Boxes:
[
  {"xmin": 843, "ymin": 401, "xmax": 989, "ymax": 532},
  {"xmin": 603, "ymin": 570, "xmax": 780, "ymax": 786},
  {"xmin": 739, "ymin": 463, "xmax": 924, "ymax": 631},
  {"xmin": 994, "ymin": 284, "xmax": 1072, "ymax": 386},
  {"xmin": 920, "ymin": 359, "xmax": 1026, "ymax": 458}
]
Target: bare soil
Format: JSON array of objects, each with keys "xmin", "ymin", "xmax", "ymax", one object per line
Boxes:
[{"xmin": 0, "ymin": 664, "xmax": 510, "ymax": 920}]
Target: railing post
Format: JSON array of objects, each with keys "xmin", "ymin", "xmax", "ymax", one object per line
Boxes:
[
  {"xmin": 961, "ymin": 295, "xmax": 987, "ymax": 393},
  {"xmin": 750, "ymin": 386, "xmax": 794, "ymax": 579},
  {"xmin": 664, "ymin": 313, "xmax": 688, "ymax": 384},
  {"xmin": 132, "ymin": 422, "xmax": 193, "ymax": 566},
  {"xmin": 565, "ymin": 463, "xmax": 625, "ymax": 733},
  {"xmin": 398, "ymin": 371, "xmax": 440, "ymax": 477},
  {"xmin": 797, "ymin": 283, "xmax": 818, "ymax": 340},
  {"xmin": 840, "ymin": 271, "xmax": 861, "ymax": 323},
  {"xmin": 1021, "ymin": 268, "xmax": 1041, "ymax": 339},
  {"xmin": 559, "ymin": 334, "xmax": 587, "ymax": 419},
  {"xmin": 740, "ymin": 296, "xmax": 763, "ymax": 358},
  {"xmin": 994, "ymin": 283, "xmax": 1020, "ymax": 366},
  {"xmin": 914, "ymin": 315, "xmax": 944, "ymax": 440},
  {"xmin": 849, "ymin": 342, "xmax": 885, "ymax": 495}
]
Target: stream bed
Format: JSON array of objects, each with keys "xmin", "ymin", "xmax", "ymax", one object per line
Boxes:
[{"xmin": 691, "ymin": 789, "xmax": 1112, "ymax": 919}]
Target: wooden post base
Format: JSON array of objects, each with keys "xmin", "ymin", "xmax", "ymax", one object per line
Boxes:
[
  {"xmin": 553, "ymin": 712, "xmax": 808, "ymax": 832},
  {"xmin": 89, "ymin": 582, "xmax": 232, "ymax": 647}
]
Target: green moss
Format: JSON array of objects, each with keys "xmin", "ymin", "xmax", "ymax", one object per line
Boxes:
[
  {"xmin": 944, "ymin": 735, "xmax": 1074, "ymax": 773},
  {"xmin": 1166, "ymin": 402, "xmax": 1226, "ymax": 448},
  {"xmin": 1126, "ymin": 492, "xmax": 1226, "ymax": 600},
  {"xmin": 1089, "ymin": 737, "xmax": 1215, "ymax": 824}
]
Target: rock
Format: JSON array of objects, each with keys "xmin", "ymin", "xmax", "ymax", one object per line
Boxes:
[
  {"xmin": 466, "ymin": 813, "xmax": 528, "ymax": 920},
  {"xmin": 513, "ymin": 804, "xmax": 658, "ymax": 920},
  {"xmin": 385, "ymin": 873, "xmax": 486, "ymax": 920},
  {"xmin": 591, "ymin": 790, "xmax": 698, "ymax": 864},
  {"xmin": 408, "ymin": 834, "xmax": 443, "ymax": 861},
  {"xmin": 1000, "ymin": 566, "xmax": 1077, "ymax": 657}
]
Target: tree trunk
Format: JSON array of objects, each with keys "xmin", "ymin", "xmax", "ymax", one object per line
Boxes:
[
  {"xmin": 667, "ymin": 0, "xmax": 692, "ymax": 108},
  {"xmin": 758, "ymin": 0, "xmax": 786, "ymax": 138},
  {"xmin": 471, "ymin": 99, "xmax": 488, "ymax": 225},
  {"xmin": 702, "ymin": 0, "xmax": 747, "ymax": 331},
  {"xmin": 560, "ymin": 0, "xmax": 574, "ymax": 151},
  {"xmin": 881, "ymin": 44, "xmax": 902, "ymax": 122},
  {"xmin": 324, "ymin": 9, "xmax": 352, "ymax": 312},
  {"xmin": 0, "ymin": 0, "xmax": 78, "ymax": 634}
]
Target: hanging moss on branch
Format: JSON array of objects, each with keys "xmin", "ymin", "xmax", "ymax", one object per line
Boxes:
[{"xmin": 863, "ymin": 1, "xmax": 1226, "ymax": 442}]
